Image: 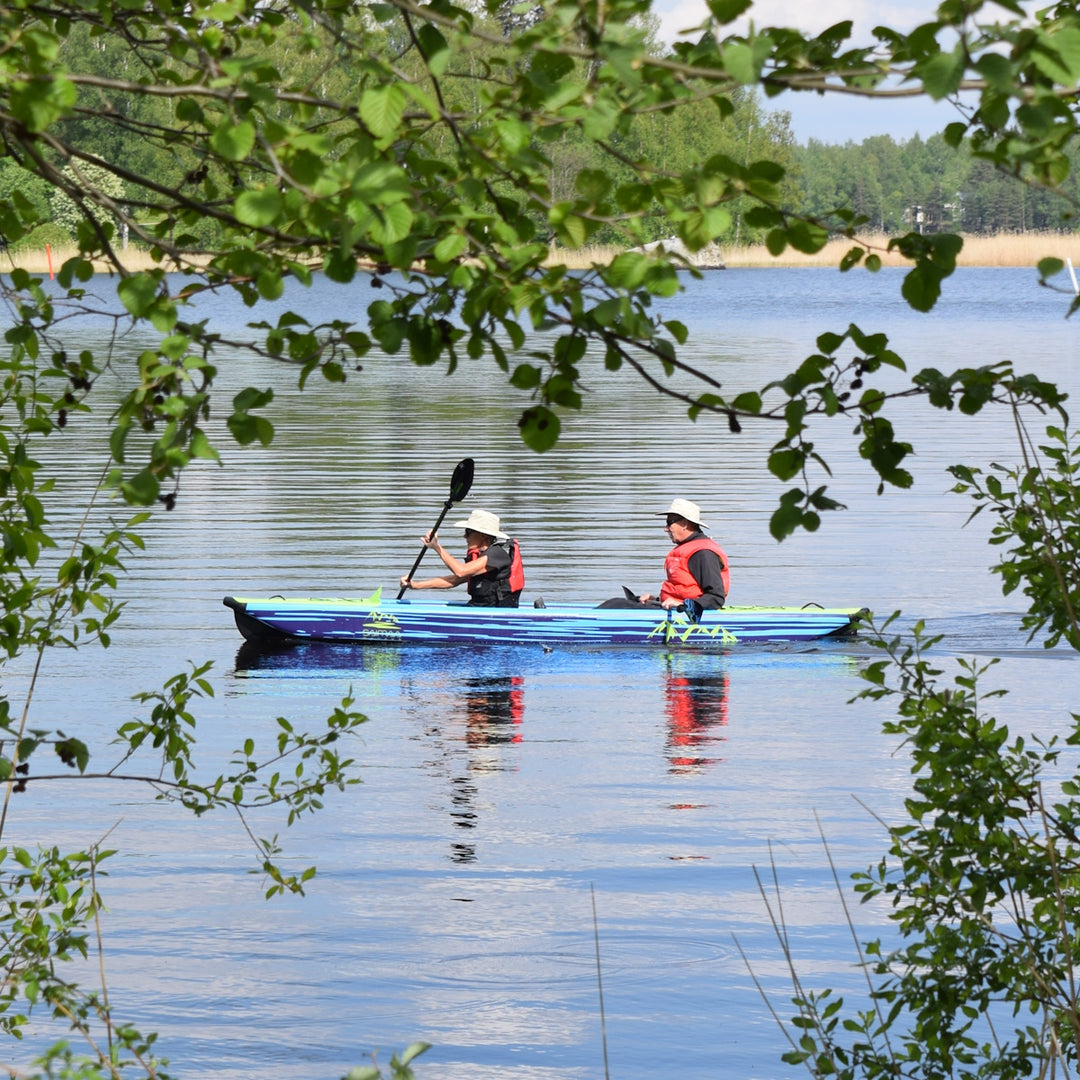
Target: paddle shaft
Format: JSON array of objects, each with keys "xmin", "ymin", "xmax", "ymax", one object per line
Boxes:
[
  {"xmin": 397, "ymin": 499, "xmax": 455, "ymax": 599},
  {"xmin": 396, "ymin": 457, "xmax": 475, "ymax": 600}
]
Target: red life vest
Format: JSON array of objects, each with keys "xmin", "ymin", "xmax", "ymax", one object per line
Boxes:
[
  {"xmin": 465, "ymin": 539, "xmax": 524, "ymax": 606},
  {"xmin": 659, "ymin": 536, "xmax": 729, "ymax": 604}
]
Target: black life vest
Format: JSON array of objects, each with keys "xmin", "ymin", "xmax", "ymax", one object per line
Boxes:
[{"xmin": 465, "ymin": 539, "xmax": 524, "ymax": 607}]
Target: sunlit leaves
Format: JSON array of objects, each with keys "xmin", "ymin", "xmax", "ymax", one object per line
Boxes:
[
  {"xmin": 917, "ymin": 44, "xmax": 966, "ymax": 100},
  {"xmin": 359, "ymin": 84, "xmax": 407, "ymax": 140},
  {"xmin": 9, "ymin": 75, "xmax": 77, "ymax": 132},
  {"xmin": 210, "ymin": 119, "xmax": 256, "ymax": 161},
  {"xmin": 235, "ymin": 187, "xmax": 283, "ymax": 227}
]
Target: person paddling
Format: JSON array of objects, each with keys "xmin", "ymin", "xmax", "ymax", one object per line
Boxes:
[{"xmin": 399, "ymin": 508, "xmax": 525, "ymax": 607}]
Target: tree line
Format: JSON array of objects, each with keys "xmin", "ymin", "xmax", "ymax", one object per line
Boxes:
[
  {"xmin": 794, "ymin": 132, "xmax": 1080, "ymax": 235},
  {"xmin": 5, "ymin": 18, "xmax": 1078, "ymax": 258}
]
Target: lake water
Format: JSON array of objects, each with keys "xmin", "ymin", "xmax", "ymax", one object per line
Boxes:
[{"xmin": 5, "ymin": 265, "xmax": 1080, "ymax": 1079}]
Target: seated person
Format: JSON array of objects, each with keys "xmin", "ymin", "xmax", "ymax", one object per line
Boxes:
[
  {"xmin": 399, "ymin": 508, "xmax": 524, "ymax": 607},
  {"xmin": 599, "ymin": 498, "xmax": 728, "ymax": 610}
]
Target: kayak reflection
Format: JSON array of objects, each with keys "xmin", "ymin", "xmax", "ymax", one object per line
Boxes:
[
  {"xmin": 444, "ymin": 675, "xmax": 525, "ymax": 864},
  {"xmin": 664, "ymin": 666, "xmax": 729, "ymax": 774}
]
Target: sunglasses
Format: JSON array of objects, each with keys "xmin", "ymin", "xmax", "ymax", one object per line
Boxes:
[{"xmin": 665, "ymin": 515, "xmax": 684, "ymax": 527}]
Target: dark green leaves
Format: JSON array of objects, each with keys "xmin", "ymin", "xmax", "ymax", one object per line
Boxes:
[
  {"xmin": 228, "ymin": 386, "xmax": 275, "ymax": 446},
  {"xmin": 890, "ymin": 232, "xmax": 963, "ymax": 312},
  {"xmin": 706, "ymin": 0, "xmax": 752, "ymax": 24},
  {"xmin": 518, "ymin": 406, "xmax": 560, "ymax": 452}
]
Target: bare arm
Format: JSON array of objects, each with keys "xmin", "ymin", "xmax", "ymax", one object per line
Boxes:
[{"xmin": 399, "ymin": 532, "xmax": 491, "ymax": 591}]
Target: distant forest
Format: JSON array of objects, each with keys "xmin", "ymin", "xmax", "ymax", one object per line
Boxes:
[
  {"xmin": 3, "ymin": 21, "xmax": 1077, "ymax": 251},
  {"xmin": 793, "ymin": 133, "xmax": 1080, "ymax": 235}
]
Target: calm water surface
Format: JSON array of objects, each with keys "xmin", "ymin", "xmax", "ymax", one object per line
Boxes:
[{"xmin": 6, "ymin": 266, "xmax": 1080, "ymax": 1079}]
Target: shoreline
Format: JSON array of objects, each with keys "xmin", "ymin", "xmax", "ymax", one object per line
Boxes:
[{"xmin": 6, "ymin": 232, "xmax": 1078, "ymax": 276}]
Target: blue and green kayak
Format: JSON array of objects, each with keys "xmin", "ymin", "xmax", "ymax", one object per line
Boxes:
[{"xmin": 223, "ymin": 592, "xmax": 868, "ymax": 649}]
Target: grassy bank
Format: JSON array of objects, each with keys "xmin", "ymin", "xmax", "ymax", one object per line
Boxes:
[{"xmin": 8, "ymin": 232, "xmax": 1080, "ymax": 277}]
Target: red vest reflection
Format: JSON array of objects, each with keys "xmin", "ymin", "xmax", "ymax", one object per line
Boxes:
[
  {"xmin": 465, "ymin": 675, "xmax": 524, "ymax": 748},
  {"xmin": 665, "ymin": 672, "xmax": 729, "ymax": 773}
]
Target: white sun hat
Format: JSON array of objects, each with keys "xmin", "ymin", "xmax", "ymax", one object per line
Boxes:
[
  {"xmin": 453, "ymin": 508, "xmax": 508, "ymax": 540},
  {"xmin": 657, "ymin": 498, "xmax": 710, "ymax": 530}
]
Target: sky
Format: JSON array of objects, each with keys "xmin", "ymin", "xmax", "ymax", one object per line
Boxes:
[{"xmin": 649, "ymin": 0, "xmax": 975, "ymax": 144}]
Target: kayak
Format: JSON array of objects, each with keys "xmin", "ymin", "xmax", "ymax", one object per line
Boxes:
[{"xmin": 223, "ymin": 591, "xmax": 868, "ymax": 650}]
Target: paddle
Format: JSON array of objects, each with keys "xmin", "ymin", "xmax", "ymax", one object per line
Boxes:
[{"xmin": 396, "ymin": 458, "xmax": 475, "ymax": 599}]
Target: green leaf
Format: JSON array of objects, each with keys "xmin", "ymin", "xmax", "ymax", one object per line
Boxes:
[
  {"xmin": 399, "ymin": 1043, "xmax": 431, "ymax": 1066},
  {"xmin": 768, "ymin": 447, "xmax": 803, "ymax": 481},
  {"xmin": 919, "ymin": 48, "xmax": 965, "ymax": 100},
  {"xmin": 518, "ymin": 406, "xmax": 560, "ymax": 452},
  {"xmin": 190, "ymin": 430, "xmax": 220, "ymax": 461},
  {"xmin": 769, "ymin": 496, "xmax": 804, "ymax": 541},
  {"xmin": 417, "ymin": 24, "xmax": 450, "ymax": 76},
  {"xmin": 211, "ymin": 119, "xmax": 256, "ymax": 161},
  {"xmin": 1032, "ymin": 27, "xmax": 1080, "ymax": 84},
  {"xmin": 359, "ymin": 85, "xmax": 406, "ymax": 140},
  {"xmin": 121, "ymin": 469, "xmax": 161, "ymax": 505},
  {"xmin": 234, "ymin": 386, "xmax": 274, "ymax": 412},
  {"xmin": 370, "ymin": 202, "xmax": 414, "ymax": 246},
  {"xmin": 708, "ymin": 0, "xmax": 752, "ymax": 24},
  {"xmin": 10, "ymin": 75, "xmax": 77, "ymax": 132},
  {"xmin": 54, "ymin": 737, "xmax": 89, "ymax": 773},
  {"xmin": 433, "ymin": 233, "xmax": 468, "ymax": 262},
  {"xmin": 235, "ymin": 187, "xmax": 283, "ymax": 227},
  {"xmin": 1038, "ymin": 257, "xmax": 1065, "ymax": 279},
  {"xmin": 902, "ymin": 262, "xmax": 945, "ymax": 312},
  {"xmin": 117, "ymin": 274, "xmax": 161, "ymax": 318},
  {"xmin": 510, "ymin": 364, "xmax": 542, "ymax": 389},
  {"xmin": 722, "ymin": 42, "xmax": 758, "ymax": 84}
]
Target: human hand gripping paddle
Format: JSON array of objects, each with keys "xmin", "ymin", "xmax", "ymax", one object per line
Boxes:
[{"xmin": 396, "ymin": 458, "xmax": 475, "ymax": 599}]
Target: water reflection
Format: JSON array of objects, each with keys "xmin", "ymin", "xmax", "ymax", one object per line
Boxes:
[
  {"xmin": 664, "ymin": 663, "xmax": 729, "ymax": 774},
  {"xmin": 463, "ymin": 675, "xmax": 524, "ymax": 752},
  {"xmin": 445, "ymin": 675, "xmax": 526, "ymax": 864}
]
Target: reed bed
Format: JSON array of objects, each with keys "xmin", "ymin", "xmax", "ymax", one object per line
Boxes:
[
  {"xmin": 553, "ymin": 232, "xmax": 1080, "ymax": 270},
  {"xmin": 5, "ymin": 244, "xmax": 199, "ymax": 275},
  {"xmin": 7, "ymin": 232, "xmax": 1079, "ymax": 278},
  {"xmin": 723, "ymin": 231, "xmax": 1080, "ymax": 268}
]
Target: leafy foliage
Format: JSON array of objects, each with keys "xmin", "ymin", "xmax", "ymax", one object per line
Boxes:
[
  {"xmin": 3, "ymin": 0, "xmax": 1080, "ymax": 1074},
  {"xmin": 753, "ymin": 408, "xmax": 1080, "ymax": 1080},
  {"xmin": 951, "ymin": 423, "xmax": 1080, "ymax": 651}
]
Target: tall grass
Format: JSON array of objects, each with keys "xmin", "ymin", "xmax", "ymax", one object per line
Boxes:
[
  {"xmin": 722, "ymin": 231, "xmax": 1080, "ymax": 268},
  {"xmin": 6, "ymin": 232, "xmax": 1079, "ymax": 277},
  {"xmin": 3, "ymin": 244, "xmax": 199, "ymax": 275},
  {"xmin": 550, "ymin": 232, "xmax": 1080, "ymax": 269}
]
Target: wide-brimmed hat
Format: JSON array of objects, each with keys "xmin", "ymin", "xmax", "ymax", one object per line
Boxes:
[
  {"xmin": 657, "ymin": 498, "xmax": 710, "ymax": 530},
  {"xmin": 453, "ymin": 508, "xmax": 508, "ymax": 540}
]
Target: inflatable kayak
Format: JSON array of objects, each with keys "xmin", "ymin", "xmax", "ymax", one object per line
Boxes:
[{"xmin": 223, "ymin": 592, "xmax": 868, "ymax": 650}]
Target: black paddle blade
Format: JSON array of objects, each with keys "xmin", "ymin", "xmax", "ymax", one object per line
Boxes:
[{"xmin": 450, "ymin": 457, "xmax": 474, "ymax": 503}]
